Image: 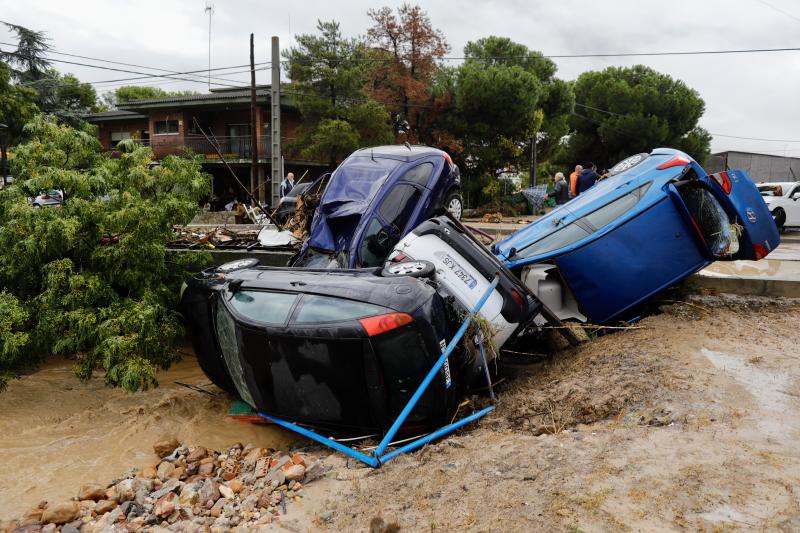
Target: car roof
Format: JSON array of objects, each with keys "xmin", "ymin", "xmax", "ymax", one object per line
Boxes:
[
  {"xmin": 757, "ymin": 181, "xmax": 798, "ymax": 188},
  {"xmin": 350, "ymin": 144, "xmax": 445, "ymax": 162}
]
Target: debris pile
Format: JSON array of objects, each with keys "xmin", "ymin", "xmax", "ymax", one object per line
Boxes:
[
  {"xmin": 5, "ymin": 440, "xmax": 328, "ymax": 533},
  {"xmin": 170, "ymin": 226, "xmax": 263, "ymax": 248}
]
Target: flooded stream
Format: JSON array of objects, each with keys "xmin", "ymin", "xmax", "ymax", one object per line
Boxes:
[{"xmin": 0, "ymin": 355, "xmax": 294, "ymax": 520}]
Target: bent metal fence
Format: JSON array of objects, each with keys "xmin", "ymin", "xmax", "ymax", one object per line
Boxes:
[{"xmin": 258, "ymin": 274, "xmax": 501, "ymax": 468}]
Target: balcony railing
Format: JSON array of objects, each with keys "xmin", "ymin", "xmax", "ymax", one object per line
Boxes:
[{"xmin": 109, "ymin": 135, "xmax": 302, "ymax": 161}]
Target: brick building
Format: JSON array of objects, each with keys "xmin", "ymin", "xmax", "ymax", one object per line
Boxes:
[{"xmin": 85, "ymin": 86, "xmax": 328, "ymax": 209}]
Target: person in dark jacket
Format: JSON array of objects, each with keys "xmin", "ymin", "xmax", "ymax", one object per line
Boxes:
[
  {"xmin": 576, "ymin": 162, "xmax": 600, "ymax": 195},
  {"xmin": 551, "ymin": 172, "xmax": 569, "ymax": 205}
]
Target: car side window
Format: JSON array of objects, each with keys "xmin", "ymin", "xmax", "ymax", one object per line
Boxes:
[
  {"xmin": 359, "ymin": 217, "xmax": 395, "ymax": 267},
  {"xmin": 582, "ymin": 183, "xmax": 651, "ymax": 231},
  {"xmin": 294, "ymin": 295, "xmax": 384, "ymax": 323},
  {"xmin": 378, "ymin": 184, "xmax": 422, "ymax": 233},
  {"xmin": 401, "ymin": 162, "xmax": 434, "ymax": 187},
  {"xmin": 514, "ymin": 223, "xmax": 591, "ymax": 259},
  {"xmin": 791, "ymin": 186, "xmax": 800, "ymax": 199},
  {"xmin": 229, "ymin": 290, "xmax": 297, "ymax": 324}
]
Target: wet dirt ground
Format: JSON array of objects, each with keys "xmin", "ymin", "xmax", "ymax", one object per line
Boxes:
[
  {"xmin": 3, "ymin": 295, "xmax": 800, "ymax": 531},
  {"xmin": 318, "ymin": 295, "xmax": 800, "ymax": 532}
]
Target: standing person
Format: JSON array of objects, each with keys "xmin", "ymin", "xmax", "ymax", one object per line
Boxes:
[
  {"xmin": 576, "ymin": 162, "xmax": 600, "ymax": 195},
  {"xmin": 280, "ymin": 172, "xmax": 295, "ymax": 198},
  {"xmin": 552, "ymin": 172, "xmax": 570, "ymax": 205},
  {"xmin": 569, "ymin": 165, "xmax": 582, "ymax": 198}
]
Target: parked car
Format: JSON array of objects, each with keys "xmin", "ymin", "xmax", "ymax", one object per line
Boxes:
[
  {"xmin": 181, "ymin": 258, "xmax": 477, "ymax": 435},
  {"xmin": 31, "ymin": 189, "xmax": 64, "ymax": 208},
  {"xmin": 494, "ymin": 148, "xmax": 780, "ymax": 325},
  {"xmin": 757, "ymin": 181, "xmax": 800, "ymax": 231},
  {"xmin": 387, "ymin": 215, "xmax": 542, "ymax": 350},
  {"xmin": 290, "ymin": 145, "xmax": 463, "ymax": 269}
]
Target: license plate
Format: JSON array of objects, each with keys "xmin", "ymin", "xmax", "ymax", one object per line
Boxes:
[{"xmin": 434, "ymin": 251, "xmax": 477, "ymax": 289}]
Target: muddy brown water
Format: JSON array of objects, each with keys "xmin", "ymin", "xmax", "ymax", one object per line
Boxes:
[{"xmin": 0, "ymin": 356, "xmax": 295, "ymax": 520}]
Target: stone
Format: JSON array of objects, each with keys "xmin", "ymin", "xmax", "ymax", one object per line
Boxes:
[
  {"xmin": 140, "ymin": 465, "xmax": 157, "ymax": 479},
  {"xmin": 197, "ymin": 462, "xmax": 215, "ymax": 476},
  {"xmin": 169, "ymin": 466, "xmax": 186, "ymax": 480},
  {"xmin": 179, "ymin": 482, "xmax": 202, "ymax": 506},
  {"xmin": 153, "ymin": 493, "xmax": 178, "ymax": 518},
  {"xmin": 208, "ymin": 499, "xmax": 226, "ymax": 518},
  {"xmin": 61, "ymin": 523, "xmax": 81, "ymax": 533},
  {"xmin": 283, "ymin": 464, "xmax": 305, "ymax": 482},
  {"xmin": 150, "ymin": 478, "xmax": 182, "ymax": 499},
  {"xmin": 94, "ymin": 499, "xmax": 116, "ymax": 515},
  {"xmin": 115, "ymin": 478, "xmax": 153, "ymax": 504},
  {"xmin": 157, "ymin": 460, "xmax": 178, "ymax": 481},
  {"xmin": 186, "ymin": 447, "xmax": 208, "ymax": 463},
  {"xmin": 302, "ymin": 460, "xmax": 326, "ymax": 483},
  {"xmin": 240, "ymin": 494, "xmax": 259, "ymax": 513},
  {"xmin": 319, "ymin": 510, "xmax": 334, "ymax": 523},
  {"xmin": 199, "ymin": 456, "xmax": 214, "ymax": 465},
  {"xmin": 153, "ymin": 438, "xmax": 180, "ymax": 458},
  {"xmin": 270, "ymin": 456, "xmax": 292, "ymax": 471},
  {"xmin": 186, "ymin": 461, "xmax": 199, "ymax": 476},
  {"xmin": 291, "ymin": 454, "xmax": 306, "ymax": 467},
  {"xmin": 41, "ymin": 524, "xmax": 56, "ymax": 533},
  {"xmin": 218, "ymin": 485, "xmax": 234, "ymax": 500},
  {"xmin": 254, "ymin": 458, "xmax": 270, "ymax": 478},
  {"xmin": 79, "ymin": 499, "xmax": 96, "ymax": 512},
  {"xmin": 41, "ymin": 502, "xmax": 81, "ymax": 525},
  {"xmin": 198, "ymin": 479, "xmax": 220, "ymax": 505},
  {"xmin": 264, "ymin": 469, "xmax": 285, "ymax": 486},
  {"xmin": 77, "ymin": 484, "xmax": 107, "ymax": 501},
  {"xmin": 225, "ymin": 480, "xmax": 244, "ymax": 494},
  {"xmin": 105, "ymin": 486, "xmax": 119, "ymax": 502}
]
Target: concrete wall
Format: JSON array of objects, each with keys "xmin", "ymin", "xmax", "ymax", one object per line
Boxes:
[{"xmin": 706, "ymin": 152, "xmax": 800, "ymax": 183}]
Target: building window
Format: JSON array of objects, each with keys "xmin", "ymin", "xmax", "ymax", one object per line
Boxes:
[
  {"xmin": 110, "ymin": 131, "xmax": 131, "ymax": 147},
  {"xmin": 154, "ymin": 120, "xmax": 179, "ymax": 135}
]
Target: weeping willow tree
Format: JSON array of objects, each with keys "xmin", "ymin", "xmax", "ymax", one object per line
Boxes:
[{"xmin": 0, "ymin": 115, "xmax": 210, "ymax": 391}]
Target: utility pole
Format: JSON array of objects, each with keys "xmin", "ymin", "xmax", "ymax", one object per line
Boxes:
[
  {"xmin": 249, "ymin": 33, "xmax": 259, "ymax": 202},
  {"xmin": 270, "ymin": 36, "xmax": 282, "ymax": 207},
  {"xmin": 205, "ymin": 3, "xmax": 214, "ymax": 90},
  {"xmin": 529, "ymin": 134, "xmax": 536, "ymax": 187}
]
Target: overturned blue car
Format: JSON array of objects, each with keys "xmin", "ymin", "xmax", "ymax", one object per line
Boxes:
[{"xmin": 495, "ymin": 148, "xmax": 780, "ymax": 325}]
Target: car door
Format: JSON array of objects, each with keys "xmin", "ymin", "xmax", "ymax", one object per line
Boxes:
[
  {"xmin": 785, "ymin": 184, "xmax": 800, "ymax": 226},
  {"xmin": 702, "ymin": 170, "xmax": 780, "ymax": 259}
]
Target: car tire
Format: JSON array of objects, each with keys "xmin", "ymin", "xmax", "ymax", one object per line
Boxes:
[
  {"xmin": 444, "ymin": 190, "xmax": 463, "ymax": 220},
  {"xmin": 217, "ymin": 257, "xmax": 260, "ymax": 273},
  {"xmin": 381, "ymin": 260, "xmax": 435, "ymax": 278},
  {"xmin": 772, "ymin": 208, "xmax": 786, "ymax": 232}
]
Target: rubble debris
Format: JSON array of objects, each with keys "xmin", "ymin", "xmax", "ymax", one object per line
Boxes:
[
  {"xmin": 4, "ymin": 442, "xmax": 327, "ymax": 533},
  {"xmin": 481, "ymin": 212, "xmax": 504, "ymax": 223}
]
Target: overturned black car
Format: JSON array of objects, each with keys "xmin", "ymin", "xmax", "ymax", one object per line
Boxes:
[{"xmin": 182, "ymin": 261, "xmax": 499, "ymax": 435}]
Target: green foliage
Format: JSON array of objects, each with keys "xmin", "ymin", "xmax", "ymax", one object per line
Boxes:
[
  {"xmin": 31, "ymin": 70, "xmax": 101, "ymax": 125},
  {"xmin": 0, "ymin": 291, "xmax": 30, "ymax": 391},
  {"xmin": 565, "ymin": 65, "xmax": 711, "ymax": 168},
  {"xmin": 102, "ymin": 86, "xmax": 199, "ymax": 109},
  {"xmin": 0, "ymin": 116, "xmax": 211, "ymax": 391},
  {"xmin": 284, "ymin": 20, "xmax": 393, "ymax": 164},
  {"xmin": 0, "ymin": 62, "xmax": 39, "ymax": 143}
]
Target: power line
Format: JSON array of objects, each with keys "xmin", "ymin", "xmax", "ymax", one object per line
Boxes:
[{"xmin": 753, "ymin": 0, "xmax": 800, "ymax": 24}]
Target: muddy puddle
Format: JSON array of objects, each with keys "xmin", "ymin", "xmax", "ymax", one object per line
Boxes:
[{"xmin": 0, "ymin": 355, "xmax": 295, "ymax": 519}]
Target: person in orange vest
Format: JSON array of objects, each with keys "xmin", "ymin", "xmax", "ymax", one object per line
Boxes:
[{"xmin": 569, "ymin": 165, "xmax": 582, "ymax": 198}]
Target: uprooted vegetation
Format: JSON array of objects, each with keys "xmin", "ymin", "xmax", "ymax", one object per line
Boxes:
[{"xmin": 0, "ymin": 115, "xmax": 211, "ymax": 391}]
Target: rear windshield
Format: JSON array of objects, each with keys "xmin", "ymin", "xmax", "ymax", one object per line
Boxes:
[
  {"xmin": 295, "ymin": 295, "xmax": 385, "ymax": 323},
  {"xmin": 680, "ymin": 185, "xmax": 740, "ymax": 258},
  {"xmin": 758, "ymin": 184, "xmax": 783, "ymax": 197},
  {"xmin": 214, "ymin": 302, "xmax": 257, "ymax": 407}
]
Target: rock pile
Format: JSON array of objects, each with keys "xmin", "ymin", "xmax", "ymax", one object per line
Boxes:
[{"xmin": 5, "ymin": 440, "xmax": 328, "ymax": 533}]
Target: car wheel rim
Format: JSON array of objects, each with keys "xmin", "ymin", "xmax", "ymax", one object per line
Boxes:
[
  {"xmin": 448, "ymin": 198, "xmax": 462, "ymax": 219},
  {"xmin": 388, "ymin": 262, "xmax": 426, "ymax": 275}
]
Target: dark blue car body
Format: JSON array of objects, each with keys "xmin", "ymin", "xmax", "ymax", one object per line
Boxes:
[
  {"xmin": 495, "ymin": 148, "xmax": 780, "ymax": 324},
  {"xmin": 291, "ymin": 145, "xmax": 461, "ymax": 269}
]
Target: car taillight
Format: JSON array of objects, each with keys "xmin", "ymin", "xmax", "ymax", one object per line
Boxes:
[
  {"xmin": 753, "ymin": 243, "xmax": 768, "ymax": 260},
  {"xmin": 359, "ymin": 313, "xmax": 414, "ymax": 337},
  {"xmin": 657, "ymin": 156, "xmax": 690, "ymax": 170},
  {"xmin": 442, "ymin": 151, "xmax": 454, "ymax": 169},
  {"xmin": 711, "ymin": 172, "xmax": 733, "ymax": 194},
  {"xmin": 391, "ymin": 253, "xmax": 409, "ymax": 263}
]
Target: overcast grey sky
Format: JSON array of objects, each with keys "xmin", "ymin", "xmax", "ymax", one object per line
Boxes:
[{"xmin": 3, "ymin": 0, "xmax": 800, "ymax": 155}]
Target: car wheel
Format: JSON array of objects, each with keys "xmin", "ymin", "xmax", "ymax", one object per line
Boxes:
[
  {"xmin": 217, "ymin": 257, "xmax": 260, "ymax": 273},
  {"xmin": 444, "ymin": 190, "xmax": 463, "ymax": 220},
  {"xmin": 772, "ymin": 208, "xmax": 786, "ymax": 232},
  {"xmin": 381, "ymin": 260, "xmax": 435, "ymax": 278}
]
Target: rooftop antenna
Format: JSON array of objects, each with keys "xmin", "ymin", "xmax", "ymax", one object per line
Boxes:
[{"xmin": 205, "ymin": 2, "xmax": 214, "ymax": 91}]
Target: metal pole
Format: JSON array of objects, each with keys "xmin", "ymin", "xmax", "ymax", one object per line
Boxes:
[
  {"xmin": 1, "ymin": 142, "xmax": 7, "ymax": 188},
  {"xmin": 249, "ymin": 33, "xmax": 259, "ymax": 200},
  {"xmin": 373, "ymin": 274, "xmax": 500, "ymax": 458},
  {"xmin": 270, "ymin": 36, "xmax": 282, "ymax": 208},
  {"xmin": 532, "ymin": 132, "xmax": 538, "ymax": 187},
  {"xmin": 529, "ymin": 136, "xmax": 534, "ymax": 188}
]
